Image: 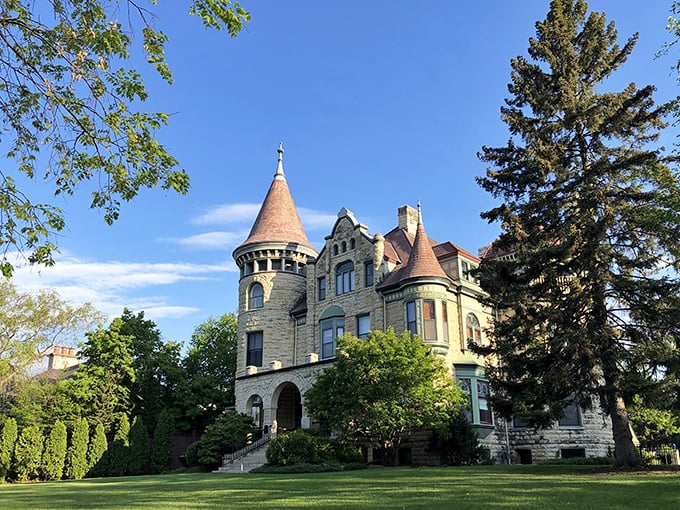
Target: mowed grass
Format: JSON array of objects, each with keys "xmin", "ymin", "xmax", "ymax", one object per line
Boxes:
[{"xmin": 1, "ymin": 465, "xmax": 678, "ymax": 510}]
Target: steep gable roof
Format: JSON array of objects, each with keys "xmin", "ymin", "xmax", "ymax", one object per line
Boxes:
[{"xmin": 238, "ymin": 144, "xmax": 313, "ymax": 250}]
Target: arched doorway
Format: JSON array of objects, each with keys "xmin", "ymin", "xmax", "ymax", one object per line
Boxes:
[
  {"xmin": 246, "ymin": 394, "xmax": 264, "ymax": 430},
  {"xmin": 275, "ymin": 383, "xmax": 302, "ymax": 432}
]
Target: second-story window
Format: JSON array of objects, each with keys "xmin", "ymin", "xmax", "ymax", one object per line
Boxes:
[
  {"xmin": 423, "ymin": 299, "xmax": 436, "ymax": 340},
  {"xmin": 318, "ymin": 277, "xmax": 326, "ymax": 301},
  {"xmin": 335, "ymin": 261, "xmax": 355, "ymax": 295},
  {"xmin": 364, "ymin": 261, "xmax": 374, "ymax": 287},
  {"xmin": 248, "ymin": 283, "xmax": 264, "ymax": 309},
  {"xmin": 406, "ymin": 301, "xmax": 417, "ymax": 336}
]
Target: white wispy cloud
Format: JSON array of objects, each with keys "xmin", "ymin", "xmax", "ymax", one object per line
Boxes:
[
  {"xmin": 10, "ymin": 253, "xmax": 237, "ymax": 321},
  {"xmin": 176, "ymin": 231, "xmax": 248, "ymax": 249},
  {"xmin": 193, "ymin": 203, "xmax": 260, "ymax": 225},
  {"xmin": 298, "ymin": 207, "xmax": 338, "ymax": 230}
]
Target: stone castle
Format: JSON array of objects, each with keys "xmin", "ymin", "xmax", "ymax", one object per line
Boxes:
[{"xmin": 232, "ymin": 145, "xmax": 613, "ymax": 464}]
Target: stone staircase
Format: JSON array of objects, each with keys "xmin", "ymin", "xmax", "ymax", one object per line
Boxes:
[{"xmin": 215, "ymin": 433, "xmax": 272, "ymax": 474}]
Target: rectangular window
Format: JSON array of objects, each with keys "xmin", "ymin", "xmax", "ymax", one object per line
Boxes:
[
  {"xmin": 335, "ymin": 261, "xmax": 355, "ymax": 295},
  {"xmin": 246, "ymin": 331, "xmax": 263, "ymax": 367},
  {"xmin": 406, "ymin": 301, "xmax": 417, "ymax": 336},
  {"xmin": 423, "ymin": 299, "xmax": 436, "ymax": 340},
  {"xmin": 256, "ymin": 260, "xmax": 267, "ymax": 272},
  {"xmin": 364, "ymin": 262, "xmax": 374, "ymax": 287},
  {"xmin": 558, "ymin": 402, "xmax": 582, "ymax": 427},
  {"xmin": 321, "ymin": 318, "xmax": 344, "ymax": 359},
  {"xmin": 318, "ymin": 277, "xmax": 326, "ymax": 301},
  {"xmin": 512, "ymin": 416, "xmax": 529, "ymax": 428},
  {"xmin": 357, "ymin": 314, "xmax": 370, "ymax": 339},
  {"xmin": 441, "ymin": 302, "xmax": 449, "ymax": 343},
  {"xmin": 477, "ymin": 380, "xmax": 492, "ymax": 424},
  {"xmin": 271, "ymin": 259, "xmax": 282, "ymax": 270}
]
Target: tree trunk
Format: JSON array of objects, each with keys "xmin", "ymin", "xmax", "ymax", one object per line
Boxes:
[{"xmin": 608, "ymin": 393, "xmax": 638, "ymax": 467}]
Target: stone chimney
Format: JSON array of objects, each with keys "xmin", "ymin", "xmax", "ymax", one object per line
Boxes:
[
  {"xmin": 397, "ymin": 205, "xmax": 419, "ymax": 236},
  {"xmin": 47, "ymin": 345, "xmax": 79, "ymax": 370}
]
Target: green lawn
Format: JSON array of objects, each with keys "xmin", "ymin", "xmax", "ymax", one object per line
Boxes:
[{"xmin": 1, "ymin": 465, "xmax": 678, "ymax": 510}]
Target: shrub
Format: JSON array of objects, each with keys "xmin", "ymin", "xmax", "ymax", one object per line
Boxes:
[
  {"xmin": 13, "ymin": 425, "xmax": 44, "ymax": 481},
  {"xmin": 429, "ymin": 411, "xmax": 485, "ymax": 466},
  {"xmin": 266, "ymin": 430, "xmax": 336, "ymax": 466},
  {"xmin": 128, "ymin": 416, "xmax": 149, "ymax": 475},
  {"xmin": 42, "ymin": 420, "xmax": 67, "ymax": 481},
  {"xmin": 0, "ymin": 417, "xmax": 18, "ymax": 481},
  {"xmin": 184, "ymin": 441, "xmax": 200, "ymax": 468},
  {"xmin": 151, "ymin": 410, "xmax": 174, "ymax": 474},
  {"xmin": 87, "ymin": 421, "xmax": 108, "ymax": 477},
  {"xmin": 64, "ymin": 418, "xmax": 89, "ymax": 480},
  {"xmin": 196, "ymin": 411, "xmax": 254, "ymax": 470}
]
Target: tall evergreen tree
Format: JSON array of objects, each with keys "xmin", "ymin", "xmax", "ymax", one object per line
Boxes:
[
  {"xmin": 108, "ymin": 414, "xmax": 130, "ymax": 477},
  {"xmin": 151, "ymin": 409, "xmax": 174, "ymax": 474},
  {"xmin": 0, "ymin": 417, "xmax": 18, "ymax": 481},
  {"xmin": 475, "ymin": 0, "xmax": 680, "ymax": 467},
  {"xmin": 64, "ymin": 418, "xmax": 89, "ymax": 480},
  {"xmin": 13, "ymin": 425, "xmax": 44, "ymax": 481},
  {"xmin": 41, "ymin": 420, "xmax": 67, "ymax": 481},
  {"xmin": 86, "ymin": 420, "xmax": 108, "ymax": 478},
  {"xmin": 128, "ymin": 416, "xmax": 149, "ymax": 476}
]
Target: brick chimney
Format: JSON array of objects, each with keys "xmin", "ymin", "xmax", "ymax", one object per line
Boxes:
[
  {"xmin": 397, "ymin": 205, "xmax": 419, "ymax": 236},
  {"xmin": 47, "ymin": 345, "xmax": 79, "ymax": 370}
]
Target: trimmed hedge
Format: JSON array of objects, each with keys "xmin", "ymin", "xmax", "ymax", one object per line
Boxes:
[{"xmin": 266, "ymin": 430, "xmax": 363, "ymax": 466}]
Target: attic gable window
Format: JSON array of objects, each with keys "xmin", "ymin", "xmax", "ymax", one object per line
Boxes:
[{"xmin": 335, "ymin": 261, "xmax": 355, "ymax": 295}]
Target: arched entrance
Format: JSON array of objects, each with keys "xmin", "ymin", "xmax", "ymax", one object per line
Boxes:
[
  {"xmin": 275, "ymin": 382, "xmax": 302, "ymax": 432},
  {"xmin": 246, "ymin": 394, "xmax": 264, "ymax": 430}
]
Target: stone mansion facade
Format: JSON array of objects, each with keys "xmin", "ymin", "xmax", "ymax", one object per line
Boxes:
[{"xmin": 232, "ymin": 146, "xmax": 613, "ymax": 464}]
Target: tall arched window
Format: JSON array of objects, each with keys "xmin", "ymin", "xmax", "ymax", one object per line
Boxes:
[
  {"xmin": 465, "ymin": 313, "xmax": 482, "ymax": 347},
  {"xmin": 335, "ymin": 261, "xmax": 355, "ymax": 295},
  {"xmin": 249, "ymin": 282, "xmax": 264, "ymax": 309}
]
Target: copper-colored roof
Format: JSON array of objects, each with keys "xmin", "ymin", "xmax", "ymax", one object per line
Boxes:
[
  {"xmin": 378, "ymin": 215, "xmax": 450, "ymax": 289},
  {"xmin": 238, "ymin": 147, "xmax": 313, "ymax": 250}
]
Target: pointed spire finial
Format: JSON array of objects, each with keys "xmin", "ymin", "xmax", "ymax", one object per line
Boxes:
[
  {"xmin": 417, "ymin": 199, "xmax": 422, "ymax": 225},
  {"xmin": 275, "ymin": 142, "xmax": 285, "ymax": 180}
]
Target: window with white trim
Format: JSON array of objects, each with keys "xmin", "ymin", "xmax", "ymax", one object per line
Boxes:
[
  {"xmin": 335, "ymin": 261, "xmax": 355, "ymax": 295},
  {"xmin": 357, "ymin": 314, "xmax": 370, "ymax": 340}
]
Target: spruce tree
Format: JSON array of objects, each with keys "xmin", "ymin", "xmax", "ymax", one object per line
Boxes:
[
  {"xmin": 128, "ymin": 416, "xmax": 149, "ymax": 475},
  {"xmin": 151, "ymin": 409, "xmax": 174, "ymax": 474},
  {"xmin": 476, "ymin": 0, "xmax": 680, "ymax": 467},
  {"xmin": 86, "ymin": 421, "xmax": 108, "ymax": 478},
  {"xmin": 13, "ymin": 425, "xmax": 44, "ymax": 481},
  {"xmin": 108, "ymin": 414, "xmax": 130, "ymax": 476},
  {"xmin": 41, "ymin": 420, "xmax": 67, "ymax": 481},
  {"xmin": 64, "ymin": 418, "xmax": 89, "ymax": 480},
  {"xmin": 0, "ymin": 417, "xmax": 18, "ymax": 481}
]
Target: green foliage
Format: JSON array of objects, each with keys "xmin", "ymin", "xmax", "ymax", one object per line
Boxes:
[
  {"xmin": 0, "ymin": 417, "xmax": 18, "ymax": 481},
  {"xmin": 119, "ymin": 309, "xmax": 186, "ymax": 436},
  {"xmin": 305, "ymin": 329, "xmax": 465, "ymax": 466},
  {"xmin": 266, "ymin": 430, "xmax": 335, "ymax": 466},
  {"xmin": 68, "ymin": 318, "xmax": 135, "ymax": 431},
  {"xmin": 108, "ymin": 414, "xmax": 130, "ymax": 476},
  {"xmin": 86, "ymin": 420, "xmax": 108, "ymax": 478},
  {"xmin": 0, "ymin": 1, "xmax": 250, "ymax": 276},
  {"xmin": 64, "ymin": 417, "xmax": 89, "ymax": 480},
  {"xmin": 184, "ymin": 441, "xmax": 200, "ymax": 469},
  {"xmin": 0, "ymin": 279, "xmax": 100, "ymax": 393},
  {"xmin": 474, "ymin": 0, "xmax": 680, "ymax": 468},
  {"xmin": 628, "ymin": 395, "xmax": 680, "ymax": 444},
  {"xmin": 182, "ymin": 314, "xmax": 238, "ymax": 430},
  {"xmin": 41, "ymin": 420, "xmax": 67, "ymax": 481},
  {"xmin": 150, "ymin": 409, "xmax": 174, "ymax": 474},
  {"xmin": 13, "ymin": 425, "xmax": 44, "ymax": 481},
  {"xmin": 195, "ymin": 411, "xmax": 254, "ymax": 469},
  {"xmin": 430, "ymin": 411, "xmax": 485, "ymax": 466},
  {"xmin": 128, "ymin": 416, "xmax": 149, "ymax": 476},
  {"xmin": 540, "ymin": 456, "xmax": 615, "ymax": 465}
]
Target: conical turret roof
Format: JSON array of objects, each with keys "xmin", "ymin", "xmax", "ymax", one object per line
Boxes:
[
  {"xmin": 238, "ymin": 144, "xmax": 313, "ymax": 250},
  {"xmin": 399, "ymin": 202, "xmax": 449, "ymax": 281}
]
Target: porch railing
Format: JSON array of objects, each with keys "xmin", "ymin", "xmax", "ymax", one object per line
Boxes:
[{"xmin": 222, "ymin": 432, "xmax": 272, "ymax": 466}]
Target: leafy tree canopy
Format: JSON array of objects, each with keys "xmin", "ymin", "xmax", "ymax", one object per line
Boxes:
[
  {"xmin": 475, "ymin": 0, "xmax": 680, "ymax": 467},
  {"xmin": 0, "ymin": 1, "xmax": 250, "ymax": 276},
  {"xmin": 0, "ymin": 278, "xmax": 101, "ymax": 393},
  {"xmin": 305, "ymin": 329, "xmax": 465, "ymax": 466}
]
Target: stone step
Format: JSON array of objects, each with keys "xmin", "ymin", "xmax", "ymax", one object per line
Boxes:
[{"xmin": 215, "ymin": 445, "xmax": 268, "ymax": 473}]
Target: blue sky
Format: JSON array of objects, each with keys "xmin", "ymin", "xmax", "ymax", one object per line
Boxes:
[{"xmin": 10, "ymin": 1, "xmax": 680, "ymax": 345}]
